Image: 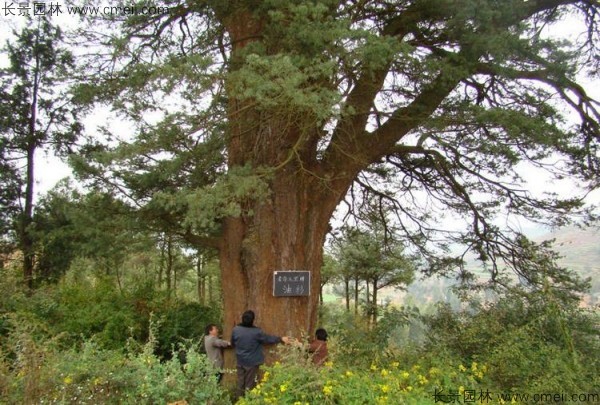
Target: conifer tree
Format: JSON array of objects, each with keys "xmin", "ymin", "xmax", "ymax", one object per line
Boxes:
[
  {"xmin": 0, "ymin": 17, "xmax": 82, "ymax": 288},
  {"xmin": 74, "ymin": 0, "xmax": 599, "ymax": 345}
]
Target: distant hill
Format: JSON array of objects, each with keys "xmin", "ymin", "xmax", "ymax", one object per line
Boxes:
[
  {"xmin": 537, "ymin": 226, "xmax": 600, "ymax": 275},
  {"xmin": 382, "ymin": 226, "xmax": 600, "ymax": 307},
  {"xmin": 537, "ymin": 226, "xmax": 600, "ymax": 303}
]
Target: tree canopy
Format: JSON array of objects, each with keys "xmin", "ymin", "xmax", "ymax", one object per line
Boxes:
[
  {"xmin": 75, "ymin": 0, "xmax": 599, "ymax": 280},
  {"xmin": 0, "ymin": 17, "xmax": 82, "ymax": 286}
]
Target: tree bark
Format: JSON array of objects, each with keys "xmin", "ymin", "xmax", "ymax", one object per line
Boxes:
[
  {"xmin": 319, "ymin": 284, "xmax": 324, "ymax": 306},
  {"xmin": 166, "ymin": 233, "xmax": 173, "ymax": 298},
  {"xmin": 197, "ymin": 254, "xmax": 204, "ymax": 304},
  {"xmin": 372, "ymin": 278, "xmax": 379, "ymax": 326},
  {"xmin": 218, "ymin": 7, "xmax": 353, "ymax": 363},
  {"xmin": 344, "ymin": 277, "xmax": 350, "ymax": 312},
  {"xmin": 22, "ymin": 143, "xmax": 35, "ymax": 290},
  {"xmin": 354, "ymin": 277, "xmax": 360, "ymax": 315},
  {"xmin": 219, "ymin": 170, "xmax": 339, "ymax": 352},
  {"xmin": 21, "ymin": 51, "xmax": 41, "ymax": 290}
]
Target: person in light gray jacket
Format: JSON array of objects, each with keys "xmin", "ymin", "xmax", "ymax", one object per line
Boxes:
[
  {"xmin": 204, "ymin": 324, "xmax": 230, "ymax": 383},
  {"xmin": 231, "ymin": 310, "xmax": 290, "ymax": 398}
]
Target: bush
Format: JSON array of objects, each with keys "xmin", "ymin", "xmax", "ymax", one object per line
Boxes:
[
  {"xmin": 237, "ymin": 345, "xmax": 491, "ymax": 405},
  {"xmin": 1, "ymin": 326, "xmax": 231, "ymax": 404},
  {"xmin": 423, "ymin": 292, "xmax": 600, "ymax": 393},
  {"xmin": 153, "ymin": 301, "xmax": 221, "ymax": 359},
  {"xmin": 0, "ymin": 273, "xmax": 221, "ymax": 356}
]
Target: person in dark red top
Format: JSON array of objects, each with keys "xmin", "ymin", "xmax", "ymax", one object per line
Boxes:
[{"xmin": 308, "ymin": 328, "xmax": 328, "ymax": 366}]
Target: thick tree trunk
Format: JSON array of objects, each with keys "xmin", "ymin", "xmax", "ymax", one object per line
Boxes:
[
  {"xmin": 218, "ymin": 6, "xmax": 354, "ymax": 368},
  {"xmin": 219, "ymin": 172, "xmax": 337, "ymax": 346}
]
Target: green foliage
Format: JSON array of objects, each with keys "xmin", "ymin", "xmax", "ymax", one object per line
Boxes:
[
  {"xmin": 1, "ymin": 257, "xmax": 598, "ymax": 403},
  {"xmin": 322, "ymin": 306, "xmax": 413, "ymax": 367},
  {"xmin": 424, "ymin": 292, "xmax": 600, "ymax": 393},
  {"xmin": 70, "ymin": 0, "xmax": 600, "ymax": 342},
  {"xmin": 0, "ymin": 17, "xmax": 84, "ymax": 286},
  {"xmin": 0, "ymin": 266, "xmax": 228, "ymax": 403},
  {"xmin": 237, "ymin": 292, "xmax": 599, "ymax": 404},
  {"xmin": 153, "ymin": 301, "xmax": 221, "ymax": 359},
  {"xmin": 53, "ymin": 279, "xmax": 141, "ymax": 349},
  {"xmin": 336, "ymin": 225, "xmax": 415, "ymax": 288},
  {"xmin": 331, "ymin": 218, "xmax": 417, "ymax": 322},
  {"xmin": 238, "ymin": 343, "xmax": 489, "ymax": 405},
  {"xmin": 0, "ymin": 262, "xmax": 219, "ymax": 355},
  {"xmin": 181, "ymin": 165, "xmax": 272, "ymax": 233},
  {"xmin": 1, "ymin": 332, "xmax": 230, "ymax": 404}
]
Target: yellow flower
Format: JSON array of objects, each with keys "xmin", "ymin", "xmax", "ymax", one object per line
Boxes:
[
  {"xmin": 381, "ymin": 369, "xmax": 389, "ymax": 377},
  {"xmin": 458, "ymin": 364, "xmax": 467, "ymax": 372},
  {"xmin": 63, "ymin": 375, "xmax": 73, "ymax": 385},
  {"xmin": 324, "ymin": 361, "xmax": 333, "ymax": 368},
  {"xmin": 345, "ymin": 370, "xmax": 353, "ymax": 377},
  {"xmin": 280, "ymin": 384, "xmax": 288, "ymax": 393},
  {"xmin": 429, "ymin": 367, "xmax": 440, "ymax": 376},
  {"xmin": 459, "ymin": 386, "xmax": 465, "ymax": 395},
  {"xmin": 380, "ymin": 384, "xmax": 390, "ymax": 393},
  {"xmin": 262, "ymin": 371, "xmax": 270, "ymax": 382},
  {"xmin": 391, "ymin": 361, "xmax": 400, "ymax": 368},
  {"xmin": 471, "ymin": 362, "xmax": 478, "ymax": 371},
  {"xmin": 377, "ymin": 396, "xmax": 389, "ymax": 404},
  {"xmin": 401, "ymin": 371, "xmax": 410, "ymax": 379},
  {"xmin": 370, "ymin": 364, "xmax": 378, "ymax": 371},
  {"xmin": 323, "ymin": 385, "xmax": 333, "ymax": 396}
]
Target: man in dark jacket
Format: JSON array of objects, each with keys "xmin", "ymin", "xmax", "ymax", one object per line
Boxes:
[{"xmin": 231, "ymin": 310, "xmax": 289, "ymax": 398}]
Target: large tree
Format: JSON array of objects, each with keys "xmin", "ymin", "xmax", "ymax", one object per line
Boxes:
[
  {"xmin": 0, "ymin": 18, "xmax": 83, "ymax": 288},
  {"xmin": 74, "ymin": 0, "xmax": 599, "ymax": 349}
]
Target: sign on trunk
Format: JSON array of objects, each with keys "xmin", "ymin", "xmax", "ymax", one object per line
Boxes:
[{"xmin": 273, "ymin": 271, "xmax": 310, "ymax": 297}]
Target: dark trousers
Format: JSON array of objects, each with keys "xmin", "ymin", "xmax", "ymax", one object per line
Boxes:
[{"xmin": 236, "ymin": 364, "xmax": 259, "ymax": 398}]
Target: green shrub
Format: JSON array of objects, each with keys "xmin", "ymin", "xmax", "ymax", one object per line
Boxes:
[
  {"xmin": 237, "ymin": 345, "xmax": 491, "ymax": 405},
  {"xmin": 423, "ymin": 293, "xmax": 600, "ymax": 393},
  {"xmin": 2, "ymin": 329, "xmax": 231, "ymax": 404},
  {"xmin": 153, "ymin": 301, "xmax": 221, "ymax": 359}
]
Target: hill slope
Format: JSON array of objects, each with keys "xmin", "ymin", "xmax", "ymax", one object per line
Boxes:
[{"xmin": 538, "ymin": 226, "xmax": 600, "ymax": 302}]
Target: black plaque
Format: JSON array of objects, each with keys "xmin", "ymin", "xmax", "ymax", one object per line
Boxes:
[{"xmin": 273, "ymin": 271, "xmax": 310, "ymax": 297}]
